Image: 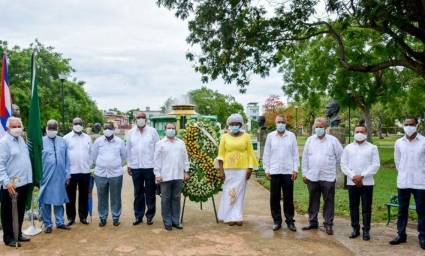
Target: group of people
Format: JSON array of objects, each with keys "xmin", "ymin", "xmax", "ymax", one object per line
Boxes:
[
  {"xmin": 0, "ymin": 112, "xmax": 189, "ymax": 247},
  {"xmin": 258, "ymin": 115, "xmax": 424, "ymax": 251},
  {"xmin": 0, "ymin": 112, "xmax": 423, "ymax": 252}
]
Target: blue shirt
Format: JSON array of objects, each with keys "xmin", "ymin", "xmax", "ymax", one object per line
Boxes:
[{"xmin": 0, "ymin": 133, "xmax": 33, "ymax": 188}]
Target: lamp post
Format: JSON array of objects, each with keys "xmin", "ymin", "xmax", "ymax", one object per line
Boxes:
[{"xmin": 58, "ymin": 73, "xmax": 67, "ymax": 132}]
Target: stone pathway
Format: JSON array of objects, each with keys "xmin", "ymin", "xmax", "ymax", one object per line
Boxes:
[{"xmin": 0, "ymin": 175, "xmax": 423, "ymax": 255}]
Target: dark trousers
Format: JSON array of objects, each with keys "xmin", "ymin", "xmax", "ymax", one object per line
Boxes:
[
  {"xmin": 270, "ymin": 174, "xmax": 295, "ymax": 224},
  {"xmin": 1, "ymin": 184, "xmax": 28, "ymax": 244},
  {"xmin": 66, "ymin": 173, "xmax": 90, "ymax": 221},
  {"xmin": 348, "ymin": 185, "xmax": 373, "ymax": 231},
  {"xmin": 396, "ymin": 188, "xmax": 425, "ymax": 241},
  {"xmin": 160, "ymin": 180, "xmax": 183, "ymax": 227},
  {"xmin": 131, "ymin": 168, "xmax": 156, "ymax": 220},
  {"xmin": 307, "ymin": 180, "xmax": 335, "ymax": 227}
]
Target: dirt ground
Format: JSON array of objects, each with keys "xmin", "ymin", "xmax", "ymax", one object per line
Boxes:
[{"xmin": 0, "ymin": 175, "xmax": 423, "ymax": 256}]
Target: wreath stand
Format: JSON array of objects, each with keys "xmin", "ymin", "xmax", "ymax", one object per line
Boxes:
[{"xmin": 180, "ymin": 195, "xmax": 219, "ymax": 224}]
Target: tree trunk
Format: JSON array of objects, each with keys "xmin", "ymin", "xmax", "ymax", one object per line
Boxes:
[
  {"xmin": 361, "ymin": 108, "xmax": 373, "ymax": 142},
  {"xmin": 376, "ymin": 118, "xmax": 384, "ymax": 139}
]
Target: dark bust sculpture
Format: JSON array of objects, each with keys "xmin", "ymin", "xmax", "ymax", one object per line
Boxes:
[
  {"xmin": 326, "ymin": 100, "xmax": 341, "ymax": 127},
  {"xmin": 11, "ymin": 104, "xmax": 20, "ymax": 118}
]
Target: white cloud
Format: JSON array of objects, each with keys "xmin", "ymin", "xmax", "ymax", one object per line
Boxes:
[{"xmin": 0, "ymin": 0, "xmax": 285, "ymax": 112}]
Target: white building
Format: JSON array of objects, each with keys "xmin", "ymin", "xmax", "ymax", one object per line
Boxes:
[{"xmin": 246, "ymin": 102, "xmax": 260, "ymax": 131}]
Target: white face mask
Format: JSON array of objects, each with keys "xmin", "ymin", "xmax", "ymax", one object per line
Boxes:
[
  {"xmin": 165, "ymin": 129, "xmax": 176, "ymax": 138},
  {"xmin": 73, "ymin": 125, "xmax": 83, "ymax": 133},
  {"xmin": 354, "ymin": 133, "xmax": 367, "ymax": 142},
  {"xmin": 136, "ymin": 118, "xmax": 146, "ymax": 127},
  {"xmin": 103, "ymin": 129, "xmax": 114, "ymax": 137},
  {"xmin": 9, "ymin": 127, "xmax": 23, "ymax": 138},
  {"xmin": 404, "ymin": 125, "xmax": 417, "ymax": 137},
  {"xmin": 46, "ymin": 130, "xmax": 58, "ymax": 138}
]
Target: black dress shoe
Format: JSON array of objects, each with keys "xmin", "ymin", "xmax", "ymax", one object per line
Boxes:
[
  {"xmin": 99, "ymin": 219, "xmax": 107, "ymax": 227},
  {"xmin": 113, "ymin": 220, "xmax": 120, "ymax": 226},
  {"xmin": 18, "ymin": 235, "xmax": 31, "ymax": 242},
  {"xmin": 272, "ymin": 223, "xmax": 282, "ymax": 231},
  {"xmin": 44, "ymin": 227, "xmax": 53, "ymax": 233},
  {"xmin": 66, "ymin": 220, "xmax": 75, "ymax": 226},
  {"xmin": 287, "ymin": 222, "xmax": 297, "ymax": 232},
  {"xmin": 6, "ymin": 240, "xmax": 21, "ymax": 247},
  {"xmin": 325, "ymin": 226, "xmax": 334, "ymax": 235},
  {"xmin": 80, "ymin": 219, "xmax": 89, "ymax": 225},
  {"xmin": 164, "ymin": 225, "xmax": 172, "ymax": 231},
  {"xmin": 389, "ymin": 235, "xmax": 407, "ymax": 245},
  {"xmin": 349, "ymin": 229, "xmax": 360, "ymax": 239},
  {"xmin": 57, "ymin": 224, "xmax": 71, "ymax": 230},
  {"xmin": 420, "ymin": 239, "xmax": 425, "ymax": 250},
  {"xmin": 172, "ymin": 223, "xmax": 183, "ymax": 229},
  {"xmin": 147, "ymin": 219, "xmax": 154, "ymax": 225},
  {"xmin": 133, "ymin": 218, "xmax": 143, "ymax": 226},
  {"xmin": 363, "ymin": 231, "xmax": 370, "ymax": 241},
  {"xmin": 302, "ymin": 225, "xmax": 318, "ymax": 231}
]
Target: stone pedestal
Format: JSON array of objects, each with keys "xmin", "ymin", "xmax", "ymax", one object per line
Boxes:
[
  {"xmin": 328, "ymin": 127, "xmax": 346, "ymax": 188},
  {"xmin": 257, "ymin": 128, "xmax": 267, "ymax": 161}
]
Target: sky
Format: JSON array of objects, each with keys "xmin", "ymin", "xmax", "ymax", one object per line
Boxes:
[{"xmin": 0, "ymin": 0, "xmax": 285, "ymax": 112}]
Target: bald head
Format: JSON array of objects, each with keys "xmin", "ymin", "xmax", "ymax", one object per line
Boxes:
[
  {"xmin": 46, "ymin": 119, "xmax": 58, "ymax": 131},
  {"xmin": 136, "ymin": 112, "xmax": 146, "ymax": 119},
  {"xmin": 72, "ymin": 117, "xmax": 83, "ymax": 126}
]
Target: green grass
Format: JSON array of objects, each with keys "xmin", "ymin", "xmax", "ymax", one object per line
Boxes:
[{"xmin": 256, "ymin": 146, "xmax": 418, "ymax": 222}]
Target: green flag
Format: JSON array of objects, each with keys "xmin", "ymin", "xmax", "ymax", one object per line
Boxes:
[{"xmin": 26, "ymin": 51, "xmax": 43, "ymax": 210}]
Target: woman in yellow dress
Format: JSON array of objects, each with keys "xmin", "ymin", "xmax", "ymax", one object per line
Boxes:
[{"xmin": 217, "ymin": 113, "xmax": 259, "ymax": 226}]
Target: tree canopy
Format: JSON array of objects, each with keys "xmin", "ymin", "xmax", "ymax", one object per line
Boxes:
[
  {"xmin": 1, "ymin": 40, "xmax": 104, "ymax": 130},
  {"xmin": 158, "ymin": 0, "xmax": 425, "ymax": 90},
  {"xmin": 189, "ymin": 87, "xmax": 246, "ymax": 126}
]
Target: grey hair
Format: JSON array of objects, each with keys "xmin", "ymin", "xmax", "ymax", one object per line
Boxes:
[
  {"xmin": 313, "ymin": 117, "xmax": 327, "ymax": 129},
  {"xmin": 72, "ymin": 117, "xmax": 83, "ymax": 125},
  {"xmin": 6, "ymin": 117, "xmax": 23, "ymax": 128},
  {"xmin": 226, "ymin": 113, "xmax": 244, "ymax": 126},
  {"xmin": 47, "ymin": 119, "xmax": 58, "ymax": 126}
]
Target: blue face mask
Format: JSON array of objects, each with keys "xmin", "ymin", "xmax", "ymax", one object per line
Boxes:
[
  {"xmin": 166, "ymin": 129, "xmax": 176, "ymax": 138},
  {"xmin": 229, "ymin": 125, "xmax": 240, "ymax": 134},
  {"xmin": 315, "ymin": 127, "xmax": 325, "ymax": 137},
  {"xmin": 276, "ymin": 123, "xmax": 286, "ymax": 132}
]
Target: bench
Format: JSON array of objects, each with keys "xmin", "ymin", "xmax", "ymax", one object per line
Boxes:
[{"xmin": 385, "ymin": 195, "xmax": 416, "ymax": 225}]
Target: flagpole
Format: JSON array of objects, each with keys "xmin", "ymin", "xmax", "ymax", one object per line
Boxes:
[{"xmin": 23, "ymin": 50, "xmax": 42, "ymax": 236}]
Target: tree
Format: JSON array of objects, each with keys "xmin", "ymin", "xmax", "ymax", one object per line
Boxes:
[
  {"xmin": 1, "ymin": 40, "xmax": 104, "ymax": 130},
  {"xmin": 281, "ymin": 27, "xmax": 405, "ymax": 140},
  {"xmin": 158, "ymin": 0, "xmax": 425, "ymax": 91},
  {"xmin": 160, "ymin": 97, "xmax": 175, "ymax": 114},
  {"xmin": 262, "ymin": 95, "xmax": 285, "ymax": 127},
  {"xmin": 188, "ymin": 87, "xmax": 246, "ymax": 126}
]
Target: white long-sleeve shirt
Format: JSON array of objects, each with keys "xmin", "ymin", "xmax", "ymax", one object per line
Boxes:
[
  {"xmin": 302, "ymin": 134, "xmax": 343, "ymax": 182},
  {"xmin": 154, "ymin": 138, "xmax": 189, "ymax": 182},
  {"xmin": 91, "ymin": 136, "xmax": 126, "ymax": 178},
  {"xmin": 263, "ymin": 130, "xmax": 299, "ymax": 175},
  {"xmin": 341, "ymin": 141, "xmax": 380, "ymax": 186},
  {"xmin": 394, "ymin": 134, "xmax": 425, "ymax": 190},
  {"xmin": 126, "ymin": 126, "xmax": 159, "ymax": 169},
  {"xmin": 63, "ymin": 131, "xmax": 92, "ymax": 174}
]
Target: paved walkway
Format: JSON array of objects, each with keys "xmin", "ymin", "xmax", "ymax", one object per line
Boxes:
[{"xmin": 1, "ymin": 175, "xmax": 423, "ymax": 256}]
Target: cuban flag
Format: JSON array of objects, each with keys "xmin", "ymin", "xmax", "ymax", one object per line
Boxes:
[{"xmin": 0, "ymin": 53, "xmax": 12, "ymax": 137}]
